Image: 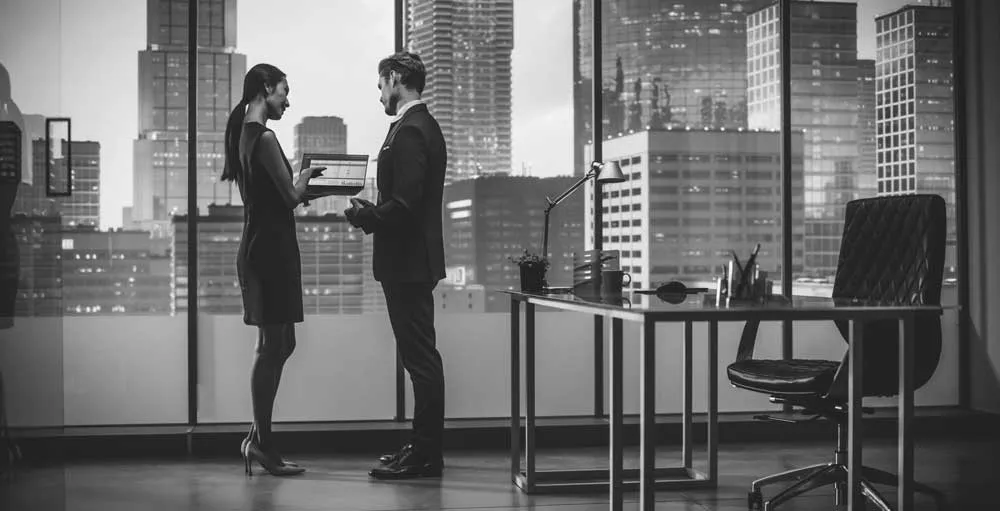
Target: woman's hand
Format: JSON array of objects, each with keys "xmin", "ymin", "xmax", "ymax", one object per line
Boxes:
[{"xmin": 294, "ymin": 166, "xmax": 326, "ymax": 201}]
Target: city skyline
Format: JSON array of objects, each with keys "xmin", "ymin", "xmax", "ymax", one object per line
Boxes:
[{"xmin": 1, "ymin": 0, "xmax": 922, "ymax": 229}]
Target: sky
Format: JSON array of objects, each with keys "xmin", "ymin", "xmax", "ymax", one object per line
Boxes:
[{"xmin": 0, "ymin": 0, "xmax": 920, "ymax": 229}]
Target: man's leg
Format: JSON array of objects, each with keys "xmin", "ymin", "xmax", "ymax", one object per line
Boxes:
[{"xmin": 374, "ymin": 281, "xmax": 445, "ymax": 476}]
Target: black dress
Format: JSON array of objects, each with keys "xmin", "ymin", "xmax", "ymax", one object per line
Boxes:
[{"xmin": 235, "ymin": 122, "xmax": 304, "ymax": 325}]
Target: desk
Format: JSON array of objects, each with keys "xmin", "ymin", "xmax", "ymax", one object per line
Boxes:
[{"xmin": 503, "ymin": 290, "xmax": 939, "ymax": 511}]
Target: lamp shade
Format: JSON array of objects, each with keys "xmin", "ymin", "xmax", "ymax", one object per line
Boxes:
[{"xmin": 594, "ymin": 160, "xmax": 626, "ymax": 183}]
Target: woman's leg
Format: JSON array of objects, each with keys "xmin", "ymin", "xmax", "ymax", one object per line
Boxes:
[{"xmin": 250, "ymin": 323, "xmax": 295, "ymax": 451}]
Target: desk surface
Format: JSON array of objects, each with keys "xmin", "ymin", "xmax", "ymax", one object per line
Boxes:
[{"xmin": 499, "ymin": 290, "xmax": 941, "ymax": 321}]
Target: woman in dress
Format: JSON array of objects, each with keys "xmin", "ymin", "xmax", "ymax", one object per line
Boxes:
[{"xmin": 221, "ymin": 63, "xmax": 324, "ymax": 476}]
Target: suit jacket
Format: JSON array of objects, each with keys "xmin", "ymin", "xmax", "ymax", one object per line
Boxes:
[{"xmin": 370, "ymin": 103, "xmax": 447, "ymax": 283}]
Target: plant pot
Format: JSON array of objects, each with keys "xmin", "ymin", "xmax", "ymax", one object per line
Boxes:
[{"xmin": 519, "ymin": 264, "xmax": 546, "ymax": 292}]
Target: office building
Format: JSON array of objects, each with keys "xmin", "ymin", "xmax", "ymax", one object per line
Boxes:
[
  {"xmin": 13, "ymin": 139, "xmax": 100, "ymax": 227},
  {"xmin": 171, "ymin": 205, "xmax": 366, "ymax": 315},
  {"xmin": 584, "ymin": 129, "xmax": 805, "ymax": 288},
  {"xmin": 404, "ymin": 0, "xmax": 513, "ymax": 181},
  {"xmin": 131, "ymin": 0, "xmax": 247, "ymax": 236},
  {"xmin": 61, "ymin": 228, "xmax": 172, "ymax": 315},
  {"xmin": 293, "ymin": 116, "xmax": 347, "ymax": 166},
  {"xmin": 442, "ymin": 175, "xmax": 585, "ymax": 312},
  {"xmin": 875, "ymin": 5, "xmax": 955, "ymax": 281},
  {"xmin": 293, "ymin": 116, "xmax": 350, "ymax": 217},
  {"xmin": 9, "ymin": 215, "xmax": 62, "ymax": 317},
  {"xmin": 748, "ymin": 1, "xmax": 859, "ymax": 278},
  {"xmin": 858, "ymin": 59, "xmax": 877, "ymax": 197},
  {"xmin": 574, "ymin": 0, "xmax": 753, "ymax": 175}
]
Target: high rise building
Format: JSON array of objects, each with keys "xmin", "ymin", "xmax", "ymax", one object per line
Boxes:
[
  {"xmin": 574, "ymin": 0, "xmax": 753, "ymax": 175},
  {"xmin": 584, "ymin": 129, "xmax": 805, "ymax": 288},
  {"xmin": 60, "ymin": 141, "xmax": 101, "ymax": 228},
  {"xmin": 132, "ymin": 0, "xmax": 247, "ymax": 236},
  {"xmin": 13, "ymin": 139, "xmax": 100, "ymax": 228},
  {"xmin": 858, "ymin": 59, "xmax": 877, "ymax": 197},
  {"xmin": 404, "ymin": 0, "xmax": 513, "ymax": 182},
  {"xmin": 875, "ymin": 4, "xmax": 956, "ymax": 280},
  {"xmin": 748, "ymin": 1, "xmax": 859, "ymax": 278},
  {"xmin": 292, "ymin": 116, "xmax": 349, "ymax": 216},
  {"xmin": 442, "ymin": 175, "xmax": 585, "ymax": 312},
  {"xmin": 61, "ymin": 228, "xmax": 172, "ymax": 315},
  {"xmin": 171, "ymin": 205, "xmax": 366, "ymax": 315},
  {"xmin": 9, "ymin": 215, "xmax": 62, "ymax": 317},
  {"xmin": 293, "ymin": 116, "xmax": 347, "ymax": 165}
]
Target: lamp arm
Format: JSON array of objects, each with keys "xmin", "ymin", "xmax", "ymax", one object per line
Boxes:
[
  {"xmin": 544, "ymin": 169, "xmax": 596, "ymax": 213},
  {"xmin": 542, "ymin": 168, "xmax": 597, "ymax": 263}
]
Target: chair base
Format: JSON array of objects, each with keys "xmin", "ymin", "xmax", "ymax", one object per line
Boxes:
[{"xmin": 748, "ymin": 462, "xmax": 947, "ymax": 510}]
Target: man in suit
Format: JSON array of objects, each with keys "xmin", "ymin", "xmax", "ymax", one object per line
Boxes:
[{"xmin": 346, "ymin": 51, "xmax": 447, "ymax": 480}]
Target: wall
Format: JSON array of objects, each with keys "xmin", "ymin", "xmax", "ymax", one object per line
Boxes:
[{"xmin": 0, "ymin": 302, "xmax": 961, "ymax": 427}]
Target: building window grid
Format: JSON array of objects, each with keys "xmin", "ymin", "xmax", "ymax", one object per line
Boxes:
[{"xmin": 876, "ymin": 14, "xmax": 919, "ymax": 194}]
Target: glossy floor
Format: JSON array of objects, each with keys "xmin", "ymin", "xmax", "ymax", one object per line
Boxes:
[{"xmin": 3, "ymin": 437, "xmax": 997, "ymax": 510}]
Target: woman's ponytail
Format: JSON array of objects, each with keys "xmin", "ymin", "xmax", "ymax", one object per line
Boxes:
[{"xmin": 221, "ymin": 98, "xmax": 247, "ymax": 182}]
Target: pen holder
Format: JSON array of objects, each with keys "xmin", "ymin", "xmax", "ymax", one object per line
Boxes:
[{"xmin": 716, "ymin": 261, "xmax": 773, "ymax": 306}]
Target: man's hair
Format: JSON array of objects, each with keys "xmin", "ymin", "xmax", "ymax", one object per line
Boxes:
[{"xmin": 378, "ymin": 51, "xmax": 426, "ymax": 94}]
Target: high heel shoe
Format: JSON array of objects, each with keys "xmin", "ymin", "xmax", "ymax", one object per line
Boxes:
[
  {"xmin": 241, "ymin": 429, "xmax": 298, "ymax": 467},
  {"xmin": 243, "ymin": 441, "xmax": 305, "ymax": 477}
]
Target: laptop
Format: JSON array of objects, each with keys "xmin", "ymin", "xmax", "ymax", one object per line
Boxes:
[{"xmin": 301, "ymin": 153, "xmax": 369, "ymax": 197}]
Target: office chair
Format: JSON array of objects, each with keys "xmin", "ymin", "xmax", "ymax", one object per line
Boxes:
[{"xmin": 727, "ymin": 195, "xmax": 948, "ymax": 510}]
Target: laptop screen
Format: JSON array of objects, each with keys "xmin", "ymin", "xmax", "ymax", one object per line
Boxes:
[{"xmin": 301, "ymin": 153, "xmax": 368, "ymax": 188}]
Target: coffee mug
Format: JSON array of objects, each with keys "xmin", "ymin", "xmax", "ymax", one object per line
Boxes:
[{"xmin": 601, "ymin": 269, "xmax": 632, "ymax": 297}]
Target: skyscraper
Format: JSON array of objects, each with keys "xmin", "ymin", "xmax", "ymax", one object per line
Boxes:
[
  {"xmin": 293, "ymin": 116, "xmax": 347, "ymax": 166},
  {"xmin": 747, "ymin": 1, "xmax": 859, "ymax": 278},
  {"xmin": 442, "ymin": 175, "xmax": 585, "ymax": 312},
  {"xmin": 293, "ymin": 116, "xmax": 347, "ymax": 216},
  {"xmin": 875, "ymin": 4, "xmax": 955, "ymax": 280},
  {"xmin": 574, "ymin": 0, "xmax": 753, "ymax": 176},
  {"xmin": 584, "ymin": 129, "xmax": 805, "ymax": 289},
  {"xmin": 60, "ymin": 141, "xmax": 101, "ymax": 228},
  {"xmin": 404, "ymin": 0, "xmax": 514, "ymax": 182},
  {"xmin": 132, "ymin": 0, "xmax": 247, "ymax": 236},
  {"xmin": 14, "ymin": 139, "xmax": 100, "ymax": 228},
  {"xmin": 858, "ymin": 59, "xmax": 877, "ymax": 198}
]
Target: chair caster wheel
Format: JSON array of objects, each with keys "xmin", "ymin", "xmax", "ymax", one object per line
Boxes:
[{"xmin": 748, "ymin": 490, "xmax": 764, "ymax": 510}]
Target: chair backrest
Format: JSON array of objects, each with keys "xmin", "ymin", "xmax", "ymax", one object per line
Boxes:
[{"xmin": 830, "ymin": 194, "xmax": 946, "ymax": 397}]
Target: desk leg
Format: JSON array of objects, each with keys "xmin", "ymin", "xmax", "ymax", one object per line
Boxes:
[
  {"xmin": 708, "ymin": 320, "xmax": 719, "ymax": 484},
  {"xmin": 847, "ymin": 320, "xmax": 864, "ymax": 511},
  {"xmin": 682, "ymin": 321, "xmax": 693, "ymax": 469},
  {"xmin": 525, "ymin": 303, "xmax": 536, "ymax": 491},
  {"xmin": 610, "ymin": 317, "xmax": 624, "ymax": 511},
  {"xmin": 639, "ymin": 317, "xmax": 656, "ymax": 511},
  {"xmin": 510, "ymin": 297, "xmax": 520, "ymax": 483},
  {"xmin": 899, "ymin": 315, "xmax": 914, "ymax": 511},
  {"xmin": 595, "ymin": 316, "xmax": 605, "ymax": 417}
]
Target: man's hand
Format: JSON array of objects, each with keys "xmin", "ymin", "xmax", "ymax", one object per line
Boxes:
[
  {"xmin": 345, "ymin": 205, "xmax": 377, "ymax": 234},
  {"xmin": 344, "ymin": 204, "xmax": 362, "ymax": 227},
  {"xmin": 350, "ymin": 197, "xmax": 375, "ymax": 209}
]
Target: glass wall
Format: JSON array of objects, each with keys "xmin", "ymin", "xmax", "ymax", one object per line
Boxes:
[
  {"xmin": 0, "ymin": 0, "xmax": 188, "ymax": 427},
  {"xmin": 0, "ymin": 0, "xmax": 962, "ymax": 431}
]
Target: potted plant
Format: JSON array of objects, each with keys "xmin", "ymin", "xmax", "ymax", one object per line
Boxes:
[{"xmin": 509, "ymin": 249, "xmax": 549, "ymax": 292}]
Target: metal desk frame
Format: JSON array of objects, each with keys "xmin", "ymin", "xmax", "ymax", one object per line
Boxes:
[{"xmin": 505, "ymin": 291, "xmax": 936, "ymax": 511}]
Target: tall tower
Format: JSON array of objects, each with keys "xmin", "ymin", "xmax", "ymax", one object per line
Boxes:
[
  {"xmin": 574, "ymin": 0, "xmax": 753, "ymax": 176},
  {"xmin": 875, "ymin": 4, "xmax": 955, "ymax": 280},
  {"xmin": 132, "ymin": 0, "xmax": 247, "ymax": 236},
  {"xmin": 404, "ymin": 0, "xmax": 514, "ymax": 183},
  {"xmin": 748, "ymin": 1, "xmax": 860, "ymax": 278},
  {"xmin": 857, "ymin": 59, "xmax": 877, "ymax": 198},
  {"xmin": 293, "ymin": 116, "xmax": 348, "ymax": 215}
]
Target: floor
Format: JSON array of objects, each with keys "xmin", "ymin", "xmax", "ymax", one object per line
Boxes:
[{"xmin": 3, "ymin": 437, "xmax": 997, "ymax": 510}]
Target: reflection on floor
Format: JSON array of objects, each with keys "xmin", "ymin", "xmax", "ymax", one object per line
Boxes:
[{"xmin": 3, "ymin": 437, "xmax": 998, "ymax": 510}]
